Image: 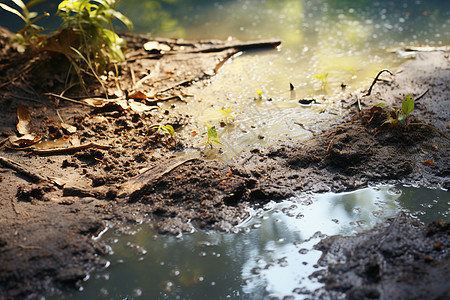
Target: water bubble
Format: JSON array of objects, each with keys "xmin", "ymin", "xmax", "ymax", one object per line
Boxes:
[
  {"xmin": 387, "ymin": 187, "xmax": 402, "ymax": 196},
  {"xmin": 196, "ymin": 241, "xmax": 212, "ymax": 247},
  {"xmin": 99, "ymin": 288, "xmax": 108, "ymax": 296},
  {"xmin": 132, "ymin": 288, "xmax": 143, "ymax": 297}
]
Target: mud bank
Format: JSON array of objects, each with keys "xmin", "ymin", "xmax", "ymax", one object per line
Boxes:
[
  {"xmin": 0, "ymin": 27, "xmax": 448, "ymax": 298},
  {"xmin": 312, "ymin": 215, "xmax": 449, "ymax": 300}
]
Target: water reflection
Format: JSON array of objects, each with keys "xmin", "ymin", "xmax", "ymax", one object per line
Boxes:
[
  {"xmin": 2, "ymin": 1, "xmax": 448, "ymax": 159},
  {"xmin": 48, "ymin": 185, "xmax": 449, "ymax": 299},
  {"xmin": 146, "ymin": 0, "xmax": 449, "ymax": 159}
]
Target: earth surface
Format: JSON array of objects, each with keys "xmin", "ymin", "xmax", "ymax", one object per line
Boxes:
[{"xmin": 0, "ymin": 27, "xmax": 448, "ymax": 299}]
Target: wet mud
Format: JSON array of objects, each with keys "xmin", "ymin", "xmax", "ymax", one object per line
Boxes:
[
  {"xmin": 311, "ymin": 215, "xmax": 449, "ymax": 300},
  {"xmin": 0, "ymin": 27, "xmax": 449, "ymax": 299}
]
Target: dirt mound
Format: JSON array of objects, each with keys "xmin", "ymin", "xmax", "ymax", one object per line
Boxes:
[{"xmin": 312, "ymin": 215, "xmax": 449, "ymax": 300}]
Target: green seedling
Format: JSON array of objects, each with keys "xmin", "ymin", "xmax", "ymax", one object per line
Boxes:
[
  {"xmin": 153, "ymin": 124, "xmax": 175, "ymax": 139},
  {"xmin": 219, "ymin": 107, "xmax": 235, "ymax": 124},
  {"xmin": 256, "ymin": 88, "xmax": 263, "ymax": 99},
  {"xmin": 1, "ymin": 0, "xmax": 133, "ymax": 88},
  {"xmin": 205, "ymin": 123, "xmax": 222, "ymax": 148},
  {"xmin": 376, "ymin": 93, "xmax": 414, "ymax": 126},
  {"xmin": 57, "ymin": 0, "xmax": 133, "ymax": 74},
  {"xmin": 0, "ymin": 0, "xmax": 50, "ymax": 49},
  {"xmin": 313, "ymin": 72, "xmax": 328, "ymax": 88}
]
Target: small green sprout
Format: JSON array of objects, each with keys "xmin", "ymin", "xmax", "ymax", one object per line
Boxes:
[
  {"xmin": 256, "ymin": 88, "xmax": 263, "ymax": 99},
  {"xmin": 205, "ymin": 123, "xmax": 222, "ymax": 148},
  {"xmin": 377, "ymin": 94, "xmax": 415, "ymax": 126},
  {"xmin": 219, "ymin": 107, "xmax": 235, "ymax": 124},
  {"xmin": 313, "ymin": 72, "xmax": 328, "ymax": 88},
  {"xmin": 153, "ymin": 124, "xmax": 175, "ymax": 139}
]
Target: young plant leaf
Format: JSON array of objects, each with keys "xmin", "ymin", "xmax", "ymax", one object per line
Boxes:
[
  {"xmin": 164, "ymin": 125, "xmax": 175, "ymax": 137},
  {"xmin": 402, "ymin": 93, "xmax": 414, "ymax": 115},
  {"xmin": 207, "ymin": 124, "xmax": 218, "ymax": 139},
  {"xmin": 0, "ymin": 3, "xmax": 27, "ymax": 22},
  {"xmin": 375, "ymin": 103, "xmax": 386, "ymax": 107},
  {"xmin": 256, "ymin": 89, "xmax": 263, "ymax": 99}
]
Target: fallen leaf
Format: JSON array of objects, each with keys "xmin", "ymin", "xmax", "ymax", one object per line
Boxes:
[
  {"xmin": 82, "ymin": 98, "xmax": 129, "ymax": 111},
  {"xmin": 61, "ymin": 123, "xmax": 77, "ymax": 134},
  {"xmin": 143, "ymin": 41, "xmax": 171, "ymax": 53},
  {"xmin": 128, "ymin": 91, "xmax": 149, "ymax": 100},
  {"xmin": 9, "ymin": 134, "xmax": 41, "ymax": 147},
  {"xmin": 16, "ymin": 104, "xmax": 31, "ymax": 135},
  {"xmin": 128, "ymin": 100, "xmax": 157, "ymax": 113},
  {"xmin": 421, "ymin": 160, "xmax": 436, "ymax": 167}
]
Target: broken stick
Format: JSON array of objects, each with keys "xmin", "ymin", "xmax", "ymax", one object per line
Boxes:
[
  {"xmin": 0, "ymin": 156, "xmax": 46, "ymax": 182},
  {"xmin": 31, "ymin": 142, "xmax": 111, "ymax": 155}
]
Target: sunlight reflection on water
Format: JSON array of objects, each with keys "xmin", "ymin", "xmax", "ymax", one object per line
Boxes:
[{"xmin": 48, "ymin": 185, "xmax": 449, "ymax": 299}]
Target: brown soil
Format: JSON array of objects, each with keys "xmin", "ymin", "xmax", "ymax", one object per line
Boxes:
[{"xmin": 0, "ymin": 27, "xmax": 448, "ymax": 299}]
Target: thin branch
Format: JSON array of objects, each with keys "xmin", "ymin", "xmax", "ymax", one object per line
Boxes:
[
  {"xmin": 31, "ymin": 142, "xmax": 111, "ymax": 155},
  {"xmin": 365, "ymin": 69, "xmax": 393, "ymax": 96},
  {"xmin": 0, "ymin": 156, "xmax": 46, "ymax": 182},
  {"xmin": 0, "ymin": 137, "xmax": 8, "ymax": 147},
  {"xmin": 16, "ymin": 244, "xmax": 43, "ymax": 250},
  {"xmin": 415, "ymin": 88, "xmax": 429, "ymax": 102},
  {"xmin": 43, "ymin": 93, "xmax": 91, "ymax": 106}
]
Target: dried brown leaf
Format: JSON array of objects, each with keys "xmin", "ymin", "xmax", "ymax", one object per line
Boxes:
[
  {"xmin": 16, "ymin": 103, "xmax": 31, "ymax": 135},
  {"xmin": 421, "ymin": 160, "xmax": 436, "ymax": 167},
  {"xmin": 128, "ymin": 100, "xmax": 156, "ymax": 113},
  {"xmin": 128, "ymin": 91, "xmax": 149, "ymax": 100},
  {"xmin": 61, "ymin": 123, "xmax": 77, "ymax": 134},
  {"xmin": 9, "ymin": 134, "xmax": 41, "ymax": 147}
]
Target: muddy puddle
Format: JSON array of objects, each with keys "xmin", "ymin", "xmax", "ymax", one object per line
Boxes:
[
  {"xmin": 46, "ymin": 185, "xmax": 449, "ymax": 299},
  {"xmin": 135, "ymin": 0, "xmax": 450, "ymax": 159}
]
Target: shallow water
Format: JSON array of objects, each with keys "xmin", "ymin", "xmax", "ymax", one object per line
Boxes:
[
  {"xmin": 1, "ymin": 1, "xmax": 449, "ymax": 158},
  {"xmin": 47, "ymin": 185, "xmax": 449, "ymax": 299},
  {"xmin": 139, "ymin": 0, "xmax": 450, "ymax": 159}
]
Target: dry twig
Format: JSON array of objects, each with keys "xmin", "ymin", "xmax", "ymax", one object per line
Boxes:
[
  {"xmin": 31, "ymin": 142, "xmax": 111, "ymax": 155},
  {"xmin": 0, "ymin": 156, "xmax": 46, "ymax": 182},
  {"xmin": 365, "ymin": 69, "xmax": 393, "ymax": 96}
]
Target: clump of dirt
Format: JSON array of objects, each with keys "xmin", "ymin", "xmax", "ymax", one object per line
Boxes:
[{"xmin": 311, "ymin": 214, "xmax": 449, "ymax": 300}]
